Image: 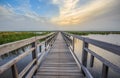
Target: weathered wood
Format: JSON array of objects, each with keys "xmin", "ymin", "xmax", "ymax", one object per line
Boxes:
[
  {"xmin": 0, "ymin": 32, "xmax": 57, "ymax": 78},
  {"xmin": 81, "ymin": 41, "xmax": 88, "ymax": 76},
  {"xmin": 72, "ymin": 37, "xmax": 75, "ymax": 53},
  {"xmin": 64, "ymin": 32, "xmax": 120, "ymax": 55},
  {"xmin": 63, "ymin": 32, "xmax": 120, "ymax": 78},
  {"xmin": 39, "ymin": 45, "xmax": 42, "ymax": 52},
  {"xmin": 34, "ymin": 33, "xmax": 84, "ymax": 78},
  {"xmin": 36, "ymin": 72, "xmax": 83, "ymax": 76},
  {"xmin": 45, "ymin": 40, "xmax": 47, "ymax": 51},
  {"xmin": 85, "ymin": 48, "xmax": 120, "ymax": 73},
  {"xmin": 32, "ymin": 42, "xmax": 38, "ymax": 66},
  {"xmin": 38, "ymin": 69, "xmax": 80, "ymax": 72},
  {"xmin": 32, "ymin": 42, "xmax": 36, "ymax": 58},
  {"xmin": 0, "ymin": 48, "xmax": 35, "ymax": 74},
  {"xmin": 19, "ymin": 59, "xmax": 36, "ymax": 78},
  {"xmin": 39, "ymin": 67, "xmax": 79, "ymax": 70},
  {"xmin": 82, "ymin": 41, "xmax": 88, "ymax": 67},
  {"xmin": 80, "ymin": 65, "xmax": 93, "ymax": 78},
  {"xmin": 34, "ymin": 75, "xmax": 84, "ymax": 78},
  {"xmin": 28, "ymin": 34, "xmax": 57, "ymax": 78},
  {"xmin": 85, "ymin": 38, "xmax": 120, "ymax": 56},
  {"xmin": 0, "ymin": 33, "xmax": 54, "ymax": 56},
  {"xmin": 12, "ymin": 64, "xmax": 19, "ymax": 78},
  {"xmin": 90, "ymin": 55, "xmax": 94, "ymax": 67},
  {"xmin": 68, "ymin": 41, "xmax": 93, "ymax": 78},
  {"xmin": 25, "ymin": 65, "xmax": 37, "ymax": 78},
  {"xmin": 62, "ymin": 32, "xmax": 93, "ymax": 78},
  {"xmin": 2, "ymin": 31, "xmax": 119, "ymax": 78},
  {"xmin": 101, "ymin": 64, "xmax": 109, "ymax": 78}
]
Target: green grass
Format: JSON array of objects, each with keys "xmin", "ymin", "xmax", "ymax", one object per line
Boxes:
[
  {"xmin": 68, "ymin": 31, "xmax": 120, "ymax": 35},
  {"xmin": 0, "ymin": 32, "xmax": 50, "ymax": 45}
]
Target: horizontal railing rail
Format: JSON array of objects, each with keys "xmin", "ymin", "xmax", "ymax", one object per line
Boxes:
[
  {"xmin": 0, "ymin": 33, "xmax": 54, "ymax": 56},
  {"xmin": 0, "ymin": 32, "xmax": 58, "ymax": 78},
  {"xmin": 62, "ymin": 32, "xmax": 120, "ymax": 78}
]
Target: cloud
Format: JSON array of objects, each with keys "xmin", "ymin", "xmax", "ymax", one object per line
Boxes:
[
  {"xmin": 0, "ymin": 0, "xmax": 119, "ymax": 31},
  {"xmin": 0, "ymin": 0, "xmax": 51, "ymax": 25},
  {"xmin": 0, "ymin": 5, "xmax": 14, "ymax": 15},
  {"xmin": 51, "ymin": 0, "xmax": 115, "ymax": 25},
  {"xmin": 0, "ymin": 3, "xmax": 53, "ymax": 31}
]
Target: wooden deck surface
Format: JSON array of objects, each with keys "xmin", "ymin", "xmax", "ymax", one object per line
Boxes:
[{"xmin": 34, "ymin": 33, "xmax": 84, "ymax": 78}]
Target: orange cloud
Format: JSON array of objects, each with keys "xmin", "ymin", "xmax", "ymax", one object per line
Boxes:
[{"xmin": 51, "ymin": 0, "xmax": 115, "ymax": 25}]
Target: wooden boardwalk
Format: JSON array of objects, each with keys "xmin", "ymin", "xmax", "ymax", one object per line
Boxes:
[
  {"xmin": 0, "ymin": 32, "xmax": 120, "ymax": 78},
  {"xmin": 34, "ymin": 33, "xmax": 84, "ymax": 78}
]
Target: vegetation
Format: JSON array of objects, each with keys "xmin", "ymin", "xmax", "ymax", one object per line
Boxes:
[
  {"xmin": 68, "ymin": 31, "xmax": 120, "ymax": 35},
  {"xmin": 0, "ymin": 32, "xmax": 50, "ymax": 45}
]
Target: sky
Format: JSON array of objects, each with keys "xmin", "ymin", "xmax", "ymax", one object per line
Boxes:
[{"xmin": 0, "ymin": 0, "xmax": 120, "ymax": 31}]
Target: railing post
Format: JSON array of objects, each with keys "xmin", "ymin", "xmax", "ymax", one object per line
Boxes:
[
  {"xmin": 90, "ymin": 55, "xmax": 94, "ymax": 67},
  {"xmin": 101, "ymin": 64, "xmax": 109, "ymax": 78},
  {"xmin": 68, "ymin": 35, "xmax": 71, "ymax": 47},
  {"xmin": 45, "ymin": 39, "xmax": 47, "ymax": 51},
  {"xmin": 81, "ymin": 39, "xmax": 88, "ymax": 76},
  {"xmin": 32, "ymin": 42, "xmax": 37, "ymax": 64},
  {"xmin": 51, "ymin": 35, "xmax": 55, "ymax": 46},
  {"xmin": 72, "ymin": 37, "xmax": 75, "ymax": 52},
  {"xmin": 12, "ymin": 64, "xmax": 18, "ymax": 78},
  {"xmin": 39, "ymin": 45, "xmax": 41, "ymax": 52}
]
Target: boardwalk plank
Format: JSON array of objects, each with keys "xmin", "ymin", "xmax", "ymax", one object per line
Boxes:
[{"xmin": 34, "ymin": 33, "xmax": 84, "ymax": 78}]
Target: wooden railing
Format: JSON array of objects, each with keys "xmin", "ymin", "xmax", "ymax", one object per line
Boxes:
[
  {"xmin": 0, "ymin": 32, "xmax": 57, "ymax": 78},
  {"xmin": 62, "ymin": 32, "xmax": 120, "ymax": 78}
]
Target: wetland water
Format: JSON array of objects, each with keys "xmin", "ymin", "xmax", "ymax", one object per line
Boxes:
[{"xmin": 0, "ymin": 43, "xmax": 45, "ymax": 78}]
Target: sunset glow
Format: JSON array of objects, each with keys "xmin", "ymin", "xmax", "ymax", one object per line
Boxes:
[
  {"xmin": 52, "ymin": 0, "xmax": 114, "ymax": 25},
  {"xmin": 0, "ymin": 0, "xmax": 120, "ymax": 31}
]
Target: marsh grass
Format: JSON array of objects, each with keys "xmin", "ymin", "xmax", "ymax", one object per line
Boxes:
[{"xmin": 0, "ymin": 32, "xmax": 50, "ymax": 45}]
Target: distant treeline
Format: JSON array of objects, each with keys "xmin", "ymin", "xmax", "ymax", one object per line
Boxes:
[
  {"xmin": 0, "ymin": 32, "xmax": 50, "ymax": 45},
  {"xmin": 68, "ymin": 31, "xmax": 120, "ymax": 35}
]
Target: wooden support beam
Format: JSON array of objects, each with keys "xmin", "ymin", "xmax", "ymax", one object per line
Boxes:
[
  {"xmin": 12, "ymin": 64, "xmax": 18, "ymax": 78},
  {"xmin": 32, "ymin": 41, "xmax": 38, "ymax": 75},
  {"xmin": 0, "ymin": 33, "xmax": 54, "ymax": 56},
  {"xmin": 0, "ymin": 48, "xmax": 35, "ymax": 74},
  {"xmin": 19, "ymin": 59, "xmax": 36, "ymax": 78},
  {"xmin": 72, "ymin": 37, "xmax": 75, "ymax": 53},
  {"xmin": 81, "ymin": 41, "xmax": 88, "ymax": 76},
  {"xmin": 90, "ymin": 55, "xmax": 94, "ymax": 67},
  {"xmin": 45, "ymin": 40, "xmax": 47, "ymax": 51},
  {"xmin": 25, "ymin": 65, "xmax": 37, "ymax": 78},
  {"xmin": 39, "ymin": 45, "xmax": 41, "ymax": 52},
  {"xmin": 32, "ymin": 42, "xmax": 36, "ymax": 59},
  {"xmin": 101, "ymin": 64, "xmax": 109, "ymax": 78}
]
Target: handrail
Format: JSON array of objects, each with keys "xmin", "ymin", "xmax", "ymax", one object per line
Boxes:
[
  {"xmin": 0, "ymin": 32, "xmax": 58, "ymax": 78},
  {"xmin": 62, "ymin": 32, "xmax": 120, "ymax": 78},
  {"xmin": 0, "ymin": 33, "xmax": 54, "ymax": 56},
  {"xmin": 0, "ymin": 48, "xmax": 35, "ymax": 74},
  {"xmin": 65, "ymin": 32, "xmax": 120, "ymax": 55}
]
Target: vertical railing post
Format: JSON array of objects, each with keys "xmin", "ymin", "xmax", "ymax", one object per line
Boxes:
[
  {"xmin": 72, "ymin": 37, "xmax": 75, "ymax": 52},
  {"xmin": 90, "ymin": 55, "xmax": 94, "ymax": 67},
  {"xmin": 45, "ymin": 39, "xmax": 47, "ymax": 51},
  {"xmin": 51, "ymin": 35, "xmax": 54, "ymax": 46},
  {"xmin": 68, "ymin": 35, "xmax": 71, "ymax": 47},
  {"xmin": 101, "ymin": 64, "xmax": 109, "ymax": 78},
  {"xmin": 32, "ymin": 41, "xmax": 37, "ymax": 64},
  {"xmin": 39, "ymin": 45, "xmax": 41, "ymax": 52},
  {"xmin": 12, "ymin": 64, "xmax": 18, "ymax": 78},
  {"xmin": 32, "ymin": 42, "xmax": 36, "ymax": 58},
  {"xmin": 32, "ymin": 39, "xmax": 39, "ymax": 75},
  {"xmin": 81, "ymin": 38, "xmax": 88, "ymax": 76}
]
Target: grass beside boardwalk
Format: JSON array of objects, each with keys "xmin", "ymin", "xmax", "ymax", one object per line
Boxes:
[
  {"xmin": 68, "ymin": 31, "xmax": 120, "ymax": 35},
  {"xmin": 0, "ymin": 32, "xmax": 50, "ymax": 45}
]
